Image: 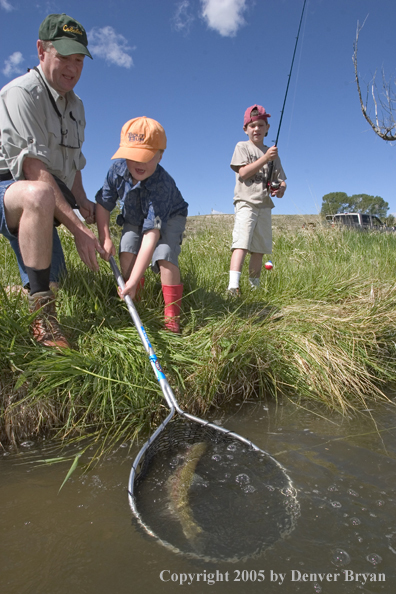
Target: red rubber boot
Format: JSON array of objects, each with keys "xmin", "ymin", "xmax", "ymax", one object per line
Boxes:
[{"xmin": 162, "ymin": 284, "xmax": 183, "ymax": 333}]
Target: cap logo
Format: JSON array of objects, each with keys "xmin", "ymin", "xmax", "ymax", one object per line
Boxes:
[
  {"xmin": 63, "ymin": 24, "xmax": 83, "ymax": 36},
  {"xmin": 128, "ymin": 133, "xmax": 145, "ymax": 143}
]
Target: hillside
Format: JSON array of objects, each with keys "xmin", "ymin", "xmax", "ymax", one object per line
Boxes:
[{"xmin": 185, "ymin": 213, "xmax": 323, "ymax": 238}]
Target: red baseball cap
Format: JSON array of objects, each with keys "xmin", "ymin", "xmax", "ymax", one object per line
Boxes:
[{"xmin": 243, "ymin": 105, "xmax": 271, "ymax": 127}]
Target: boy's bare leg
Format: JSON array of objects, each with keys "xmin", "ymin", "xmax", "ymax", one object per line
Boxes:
[
  {"xmin": 119, "ymin": 252, "xmax": 137, "ymax": 281},
  {"xmin": 248, "ymin": 252, "xmax": 264, "ymax": 289},
  {"xmin": 249, "ymin": 253, "xmax": 264, "ymax": 278},
  {"xmin": 230, "ymin": 248, "xmax": 247, "ymax": 272},
  {"xmin": 227, "ymin": 248, "xmax": 248, "ymax": 294},
  {"xmin": 158, "ymin": 260, "xmax": 180, "ymax": 285}
]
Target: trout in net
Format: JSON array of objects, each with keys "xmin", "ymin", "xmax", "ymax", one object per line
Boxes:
[{"xmin": 166, "ymin": 442, "xmax": 207, "ymax": 546}]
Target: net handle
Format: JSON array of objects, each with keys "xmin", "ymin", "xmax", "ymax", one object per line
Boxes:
[
  {"xmin": 109, "ymin": 257, "xmax": 264, "ymax": 450},
  {"xmin": 109, "ymin": 256, "xmax": 267, "ymax": 503},
  {"xmin": 109, "ymin": 256, "xmax": 183, "ymax": 414}
]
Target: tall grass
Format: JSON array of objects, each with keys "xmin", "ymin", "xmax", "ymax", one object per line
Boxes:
[{"xmin": 1, "ymin": 221, "xmax": 396, "ymax": 451}]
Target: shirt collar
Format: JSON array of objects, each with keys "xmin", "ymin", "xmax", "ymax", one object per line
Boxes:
[{"xmin": 37, "ymin": 64, "xmax": 76, "ymax": 105}]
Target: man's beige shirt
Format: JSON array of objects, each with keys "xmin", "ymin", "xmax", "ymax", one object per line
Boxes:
[{"xmin": 0, "ymin": 65, "xmax": 86, "ymax": 189}]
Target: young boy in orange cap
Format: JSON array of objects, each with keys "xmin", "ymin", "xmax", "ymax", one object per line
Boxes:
[
  {"xmin": 227, "ymin": 105, "xmax": 286, "ymax": 296},
  {"xmin": 96, "ymin": 117, "xmax": 188, "ymax": 333}
]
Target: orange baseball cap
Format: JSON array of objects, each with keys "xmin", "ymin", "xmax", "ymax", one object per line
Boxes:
[{"xmin": 112, "ymin": 117, "xmax": 167, "ymax": 162}]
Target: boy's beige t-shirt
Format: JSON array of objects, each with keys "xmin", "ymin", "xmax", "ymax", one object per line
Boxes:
[{"xmin": 230, "ymin": 140, "xmax": 286, "ymax": 208}]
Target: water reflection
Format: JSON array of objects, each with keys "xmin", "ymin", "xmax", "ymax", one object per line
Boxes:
[{"xmin": 1, "ymin": 398, "xmax": 396, "ymax": 593}]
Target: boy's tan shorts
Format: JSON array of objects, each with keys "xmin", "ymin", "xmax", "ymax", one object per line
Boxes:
[{"xmin": 231, "ymin": 202, "xmax": 272, "ymax": 254}]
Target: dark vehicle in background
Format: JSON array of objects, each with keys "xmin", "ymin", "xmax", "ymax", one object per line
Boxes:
[{"xmin": 325, "ymin": 213, "xmax": 394, "ymax": 231}]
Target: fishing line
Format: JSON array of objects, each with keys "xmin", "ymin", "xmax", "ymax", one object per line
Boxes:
[
  {"xmin": 267, "ymin": 0, "xmax": 307, "ymax": 188},
  {"xmin": 274, "ymin": 0, "xmax": 307, "ymax": 147},
  {"xmin": 284, "ymin": 0, "xmax": 309, "ymax": 152}
]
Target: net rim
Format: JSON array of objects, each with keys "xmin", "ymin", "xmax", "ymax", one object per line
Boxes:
[{"xmin": 127, "ymin": 410, "xmax": 300, "ymax": 563}]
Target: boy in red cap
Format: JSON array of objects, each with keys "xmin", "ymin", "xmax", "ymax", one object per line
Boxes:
[
  {"xmin": 227, "ymin": 105, "xmax": 286, "ymax": 296},
  {"xmin": 96, "ymin": 117, "xmax": 188, "ymax": 333}
]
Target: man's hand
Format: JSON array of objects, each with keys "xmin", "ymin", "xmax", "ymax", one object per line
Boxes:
[
  {"xmin": 78, "ymin": 197, "xmax": 96, "ymax": 225},
  {"xmin": 71, "ymin": 173, "xmax": 96, "ymax": 224},
  {"xmin": 74, "ymin": 226, "xmax": 105, "ymax": 271}
]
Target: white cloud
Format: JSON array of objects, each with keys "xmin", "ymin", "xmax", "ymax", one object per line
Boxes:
[
  {"xmin": 201, "ymin": 0, "xmax": 248, "ymax": 37},
  {"xmin": 88, "ymin": 27, "xmax": 134, "ymax": 68},
  {"xmin": 2, "ymin": 51, "xmax": 24, "ymax": 77},
  {"xmin": 172, "ymin": 0, "xmax": 195, "ymax": 34},
  {"xmin": 0, "ymin": 0, "xmax": 14, "ymax": 11}
]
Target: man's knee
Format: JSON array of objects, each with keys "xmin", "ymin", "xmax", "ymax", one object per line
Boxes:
[
  {"xmin": 4, "ymin": 181, "xmax": 55, "ymax": 232},
  {"xmin": 23, "ymin": 181, "xmax": 56, "ymax": 213},
  {"xmin": 5, "ymin": 180, "xmax": 55, "ymax": 213}
]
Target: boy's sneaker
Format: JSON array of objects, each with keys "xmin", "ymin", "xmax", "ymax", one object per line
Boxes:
[
  {"xmin": 226, "ymin": 287, "xmax": 242, "ymax": 298},
  {"xmin": 249, "ymin": 278, "xmax": 260, "ymax": 290},
  {"xmin": 28, "ymin": 290, "xmax": 70, "ymax": 349}
]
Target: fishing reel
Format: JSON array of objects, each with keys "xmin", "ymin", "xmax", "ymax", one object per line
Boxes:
[{"xmin": 268, "ymin": 180, "xmax": 281, "ymax": 192}]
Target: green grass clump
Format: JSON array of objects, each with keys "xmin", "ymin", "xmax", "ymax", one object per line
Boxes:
[{"xmin": 1, "ymin": 221, "xmax": 396, "ymax": 452}]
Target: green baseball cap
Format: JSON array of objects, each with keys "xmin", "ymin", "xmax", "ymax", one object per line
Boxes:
[{"xmin": 39, "ymin": 13, "xmax": 92, "ymax": 59}]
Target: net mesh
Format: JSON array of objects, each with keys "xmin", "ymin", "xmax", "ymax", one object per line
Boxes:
[{"xmin": 131, "ymin": 416, "xmax": 300, "ymax": 562}]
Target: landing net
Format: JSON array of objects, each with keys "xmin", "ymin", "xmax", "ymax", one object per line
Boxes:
[{"xmin": 129, "ymin": 416, "xmax": 300, "ymax": 562}]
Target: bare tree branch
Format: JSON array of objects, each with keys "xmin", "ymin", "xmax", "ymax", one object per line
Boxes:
[{"xmin": 353, "ymin": 19, "xmax": 396, "ymax": 141}]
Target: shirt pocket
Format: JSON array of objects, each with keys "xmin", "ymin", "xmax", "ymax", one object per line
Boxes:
[
  {"xmin": 41, "ymin": 117, "xmax": 64, "ymax": 172},
  {"xmin": 46, "ymin": 114, "xmax": 62, "ymax": 147}
]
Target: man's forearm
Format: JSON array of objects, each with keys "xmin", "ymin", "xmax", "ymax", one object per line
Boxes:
[{"xmin": 71, "ymin": 170, "xmax": 87, "ymax": 205}]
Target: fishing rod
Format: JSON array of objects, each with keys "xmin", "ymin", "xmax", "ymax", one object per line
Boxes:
[{"xmin": 268, "ymin": 0, "xmax": 307, "ymax": 191}]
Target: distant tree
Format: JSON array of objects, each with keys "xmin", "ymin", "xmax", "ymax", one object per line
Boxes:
[
  {"xmin": 384, "ymin": 214, "xmax": 395, "ymax": 227},
  {"xmin": 349, "ymin": 194, "xmax": 389, "ymax": 218},
  {"xmin": 320, "ymin": 192, "xmax": 349, "ymax": 216},
  {"xmin": 353, "ymin": 19, "xmax": 396, "ymax": 141},
  {"xmin": 321, "ymin": 192, "xmax": 389, "ymax": 218}
]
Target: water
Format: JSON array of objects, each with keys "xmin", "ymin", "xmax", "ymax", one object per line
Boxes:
[{"xmin": 1, "ymin": 398, "xmax": 396, "ymax": 594}]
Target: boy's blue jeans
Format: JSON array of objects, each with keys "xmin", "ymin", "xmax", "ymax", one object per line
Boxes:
[{"xmin": 0, "ymin": 180, "xmax": 67, "ymax": 287}]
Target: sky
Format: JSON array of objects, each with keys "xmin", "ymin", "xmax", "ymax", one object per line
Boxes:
[{"xmin": 1, "ymin": 0, "xmax": 395, "ymax": 217}]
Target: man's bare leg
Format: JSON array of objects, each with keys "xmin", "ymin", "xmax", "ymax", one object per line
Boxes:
[
  {"xmin": 4, "ymin": 181, "xmax": 54, "ymax": 273},
  {"xmin": 4, "ymin": 181, "xmax": 69, "ymax": 347}
]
